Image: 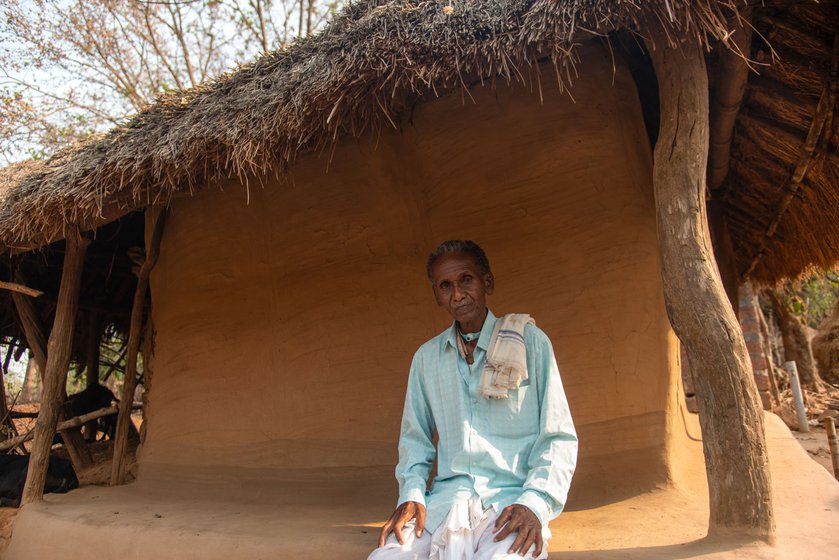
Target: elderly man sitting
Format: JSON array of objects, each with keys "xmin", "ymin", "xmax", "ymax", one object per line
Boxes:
[{"xmin": 369, "ymin": 240, "xmax": 577, "ymax": 560}]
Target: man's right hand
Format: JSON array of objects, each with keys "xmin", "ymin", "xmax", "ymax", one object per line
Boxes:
[{"xmin": 377, "ymin": 501, "xmax": 426, "ymax": 547}]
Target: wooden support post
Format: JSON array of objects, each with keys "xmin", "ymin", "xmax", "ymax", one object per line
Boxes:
[
  {"xmin": 57, "ymin": 404, "xmax": 94, "ymax": 468},
  {"xmin": 22, "ymin": 231, "xmax": 90, "ymax": 504},
  {"xmin": 86, "ymin": 311, "xmax": 101, "ymax": 387},
  {"xmin": 784, "ymin": 361, "xmax": 809, "ymax": 433},
  {"xmin": 111, "ymin": 207, "xmax": 166, "ymax": 486},
  {"xmin": 648, "ymin": 37, "xmax": 774, "ymax": 538},
  {"xmin": 11, "ymin": 285, "xmax": 48, "ymax": 375},
  {"xmin": 83, "ymin": 312, "xmax": 102, "ymax": 441},
  {"xmin": 825, "ymin": 418, "xmax": 839, "ymax": 480},
  {"xmin": 13, "ymin": 265, "xmax": 92, "ymax": 468}
]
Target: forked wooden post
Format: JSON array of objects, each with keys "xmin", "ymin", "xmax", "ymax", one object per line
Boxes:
[
  {"xmin": 13, "ymin": 270, "xmax": 92, "ymax": 469},
  {"xmin": 11, "ymin": 285, "xmax": 48, "ymax": 374},
  {"xmin": 648, "ymin": 37, "xmax": 774, "ymax": 538},
  {"xmin": 111, "ymin": 206, "xmax": 166, "ymax": 485},
  {"xmin": 22, "ymin": 231, "xmax": 90, "ymax": 504}
]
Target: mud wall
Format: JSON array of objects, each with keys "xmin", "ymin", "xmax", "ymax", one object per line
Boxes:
[{"xmin": 142, "ymin": 41, "xmax": 686, "ymax": 505}]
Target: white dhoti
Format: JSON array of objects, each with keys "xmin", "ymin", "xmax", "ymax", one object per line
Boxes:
[{"xmin": 368, "ymin": 496, "xmax": 550, "ymax": 560}]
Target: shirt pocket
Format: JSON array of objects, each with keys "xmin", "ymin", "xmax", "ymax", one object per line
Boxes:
[{"xmin": 486, "ymin": 384, "xmax": 539, "ymax": 438}]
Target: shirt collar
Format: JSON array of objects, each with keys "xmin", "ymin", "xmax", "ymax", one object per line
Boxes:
[{"xmin": 444, "ymin": 309, "xmax": 497, "ymax": 353}]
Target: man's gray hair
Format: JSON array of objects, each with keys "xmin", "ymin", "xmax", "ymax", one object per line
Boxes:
[{"xmin": 426, "ymin": 240, "xmax": 491, "ymax": 281}]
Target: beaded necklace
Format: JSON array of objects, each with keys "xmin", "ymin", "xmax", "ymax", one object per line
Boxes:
[
  {"xmin": 455, "ymin": 326, "xmax": 481, "ymax": 364},
  {"xmin": 460, "ymin": 330, "xmax": 481, "ymax": 342}
]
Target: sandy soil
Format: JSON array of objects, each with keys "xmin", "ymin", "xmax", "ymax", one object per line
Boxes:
[
  {"xmin": 793, "ymin": 426, "xmax": 836, "ymax": 475},
  {"xmin": 774, "ymin": 383, "xmax": 839, "ymax": 476},
  {"xmin": 2, "ymin": 413, "xmax": 837, "ymax": 560},
  {"xmin": 0, "ymin": 408, "xmax": 141, "ymax": 557}
]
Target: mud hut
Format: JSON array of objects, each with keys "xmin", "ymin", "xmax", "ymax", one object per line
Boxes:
[{"xmin": 0, "ymin": 1, "xmax": 837, "ymax": 558}]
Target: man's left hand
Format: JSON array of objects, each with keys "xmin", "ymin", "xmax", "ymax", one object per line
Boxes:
[{"xmin": 493, "ymin": 504, "xmax": 543, "ymax": 557}]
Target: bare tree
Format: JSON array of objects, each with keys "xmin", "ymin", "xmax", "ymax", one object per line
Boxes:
[{"xmin": 0, "ymin": 0, "xmax": 343, "ymax": 162}]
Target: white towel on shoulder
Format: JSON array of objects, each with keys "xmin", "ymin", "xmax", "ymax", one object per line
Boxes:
[{"xmin": 478, "ymin": 313, "xmax": 534, "ymax": 399}]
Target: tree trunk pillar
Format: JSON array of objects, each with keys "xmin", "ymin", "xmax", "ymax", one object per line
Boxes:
[
  {"xmin": 708, "ymin": 197, "xmax": 739, "ymax": 317},
  {"xmin": 14, "ymin": 263, "xmax": 91, "ymax": 467},
  {"xmin": 22, "ymin": 231, "xmax": 90, "ymax": 504},
  {"xmin": 648, "ymin": 38, "xmax": 774, "ymax": 538}
]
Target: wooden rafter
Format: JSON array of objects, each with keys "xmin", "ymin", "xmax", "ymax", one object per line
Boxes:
[{"xmin": 743, "ymin": 31, "xmax": 838, "ymax": 278}]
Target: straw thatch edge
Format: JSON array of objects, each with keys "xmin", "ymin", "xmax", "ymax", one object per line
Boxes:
[{"xmin": 9, "ymin": 0, "xmax": 818, "ymax": 280}]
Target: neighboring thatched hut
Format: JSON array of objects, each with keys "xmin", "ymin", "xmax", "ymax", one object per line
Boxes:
[{"xmin": 0, "ymin": 1, "xmax": 837, "ymax": 558}]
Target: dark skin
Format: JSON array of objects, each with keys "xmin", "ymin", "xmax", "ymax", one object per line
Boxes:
[{"xmin": 378, "ymin": 251, "xmax": 544, "ymax": 557}]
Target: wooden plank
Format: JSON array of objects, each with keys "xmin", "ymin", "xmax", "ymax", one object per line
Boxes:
[
  {"xmin": 648, "ymin": 35, "xmax": 774, "ymax": 538},
  {"xmin": 21, "ymin": 231, "xmax": 90, "ymax": 504},
  {"xmin": 111, "ymin": 206, "xmax": 166, "ymax": 486},
  {"xmin": 0, "ymin": 281, "xmax": 44, "ymax": 298},
  {"xmin": 0, "ymin": 406, "xmax": 118, "ymax": 452}
]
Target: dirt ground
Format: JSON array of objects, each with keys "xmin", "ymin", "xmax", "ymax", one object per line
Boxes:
[
  {"xmin": 793, "ymin": 426, "xmax": 837, "ymax": 475},
  {"xmin": 1, "ymin": 404, "xmax": 836, "ymax": 558},
  {"xmin": 0, "ymin": 407, "xmax": 141, "ymax": 556},
  {"xmin": 775, "ymin": 382, "xmax": 839, "ymax": 476}
]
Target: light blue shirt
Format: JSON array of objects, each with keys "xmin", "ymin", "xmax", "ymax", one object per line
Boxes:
[{"xmin": 396, "ymin": 309, "xmax": 578, "ymax": 532}]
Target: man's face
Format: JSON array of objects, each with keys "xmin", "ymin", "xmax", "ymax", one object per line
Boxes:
[{"xmin": 430, "ymin": 251, "xmax": 495, "ymax": 332}]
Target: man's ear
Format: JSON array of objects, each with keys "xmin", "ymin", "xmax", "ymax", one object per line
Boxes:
[{"xmin": 484, "ymin": 272, "xmax": 495, "ymax": 295}]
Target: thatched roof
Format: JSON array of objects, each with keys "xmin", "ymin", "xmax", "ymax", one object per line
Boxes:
[
  {"xmin": 0, "ymin": 0, "xmax": 836, "ymax": 284},
  {"xmin": 722, "ymin": 3, "xmax": 838, "ymax": 284}
]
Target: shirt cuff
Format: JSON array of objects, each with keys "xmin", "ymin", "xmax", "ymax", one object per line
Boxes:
[
  {"xmin": 514, "ymin": 490, "xmax": 551, "ymax": 526},
  {"xmin": 398, "ymin": 485, "xmax": 426, "ymax": 507}
]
